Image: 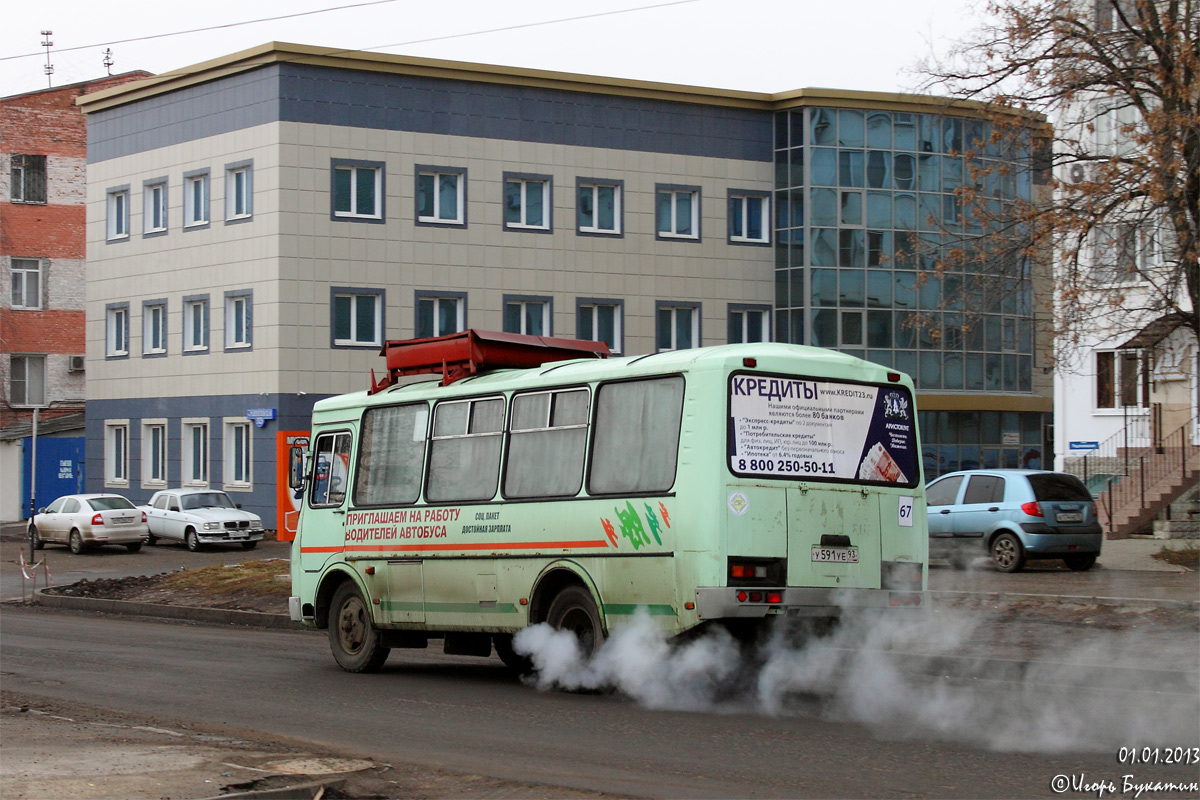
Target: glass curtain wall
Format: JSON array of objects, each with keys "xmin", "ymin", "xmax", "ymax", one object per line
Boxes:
[{"xmin": 774, "ymin": 106, "xmax": 1042, "ymax": 479}]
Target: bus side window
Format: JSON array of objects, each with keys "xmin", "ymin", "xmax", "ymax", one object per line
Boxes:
[
  {"xmin": 588, "ymin": 376, "xmax": 684, "ymax": 495},
  {"xmin": 504, "ymin": 388, "xmax": 590, "ymax": 499},
  {"xmin": 310, "ymin": 432, "xmax": 352, "ymax": 508},
  {"xmin": 354, "ymin": 403, "xmax": 428, "ymax": 506},
  {"xmin": 426, "ymin": 396, "xmax": 505, "ymax": 503}
]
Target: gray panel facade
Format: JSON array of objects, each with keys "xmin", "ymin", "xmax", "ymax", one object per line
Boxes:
[{"xmin": 89, "ymin": 64, "xmax": 773, "ymax": 164}]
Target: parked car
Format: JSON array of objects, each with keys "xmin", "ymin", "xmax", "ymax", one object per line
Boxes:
[
  {"xmin": 28, "ymin": 494, "xmax": 149, "ymax": 554},
  {"xmin": 926, "ymin": 469, "xmax": 1102, "ymax": 572},
  {"xmin": 140, "ymin": 489, "xmax": 265, "ymax": 552}
]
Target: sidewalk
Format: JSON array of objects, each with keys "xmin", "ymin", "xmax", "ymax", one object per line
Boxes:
[{"xmin": 6, "ymin": 521, "xmax": 1198, "ymax": 624}]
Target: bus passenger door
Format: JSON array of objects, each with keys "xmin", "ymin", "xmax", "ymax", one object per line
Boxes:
[
  {"xmin": 383, "ymin": 560, "xmax": 425, "ymax": 623},
  {"xmin": 299, "ymin": 429, "xmax": 353, "ymax": 573},
  {"xmin": 786, "ymin": 486, "xmax": 882, "ymax": 589}
]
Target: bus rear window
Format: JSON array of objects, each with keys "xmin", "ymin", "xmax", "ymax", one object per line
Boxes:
[
  {"xmin": 728, "ymin": 373, "xmax": 918, "ymax": 487},
  {"xmin": 588, "ymin": 376, "xmax": 684, "ymax": 495}
]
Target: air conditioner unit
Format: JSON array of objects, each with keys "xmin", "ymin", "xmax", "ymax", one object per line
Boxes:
[
  {"xmin": 1067, "ymin": 163, "xmax": 1089, "ymax": 184},
  {"xmin": 68, "ymin": 355, "xmax": 86, "ymax": 373}
]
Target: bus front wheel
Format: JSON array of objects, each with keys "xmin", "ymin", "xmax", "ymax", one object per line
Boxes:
[
  {"xmin": 328, "ymin": 582, "xmax": 390, "ymax": 673},
  {"xmin": 546, "ymin": 586, "xmax": 606, "ymax": 659}
]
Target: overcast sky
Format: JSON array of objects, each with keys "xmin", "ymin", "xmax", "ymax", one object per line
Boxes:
[{"xmin": 0, "ymin": 0, "xmax": 981, "ymax": 99}]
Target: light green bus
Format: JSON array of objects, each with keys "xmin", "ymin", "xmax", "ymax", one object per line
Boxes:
[{"xmin": 289, "ymin": 331, "xmax": 927, "ymax": 673}]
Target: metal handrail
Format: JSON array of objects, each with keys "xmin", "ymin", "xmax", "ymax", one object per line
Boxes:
[{"xmin": 1076, "ymin": 415, "xmax": 1200, "ymax": 535}]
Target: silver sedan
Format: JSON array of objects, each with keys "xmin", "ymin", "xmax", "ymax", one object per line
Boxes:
[{"xmin": 28, "ymin": 494, "xmax": 149, "ymax": 554}]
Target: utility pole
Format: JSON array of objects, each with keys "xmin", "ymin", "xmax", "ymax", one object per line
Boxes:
[{"xmin": 41, "ymin": 30, "xmax": 53, "ymax": 88}]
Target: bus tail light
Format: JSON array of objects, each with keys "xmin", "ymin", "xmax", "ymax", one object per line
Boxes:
[
  {"xmin": 742, "ymin": 358, "xmax": 757, "ymax": 368},
  {"xmin": 766, "ymin": 591, "xmax": 783, "ymax": 604},
  {"xmin": 91, "ymin": 514, "xmax": 104, "ymax": 526},
  {"xmin": 727, "ymin": 558, "xmax": 785, "ymax": 585},
  {"xmin": 730, "ymin": 563, "xmax": 766, "ymax": 579}
]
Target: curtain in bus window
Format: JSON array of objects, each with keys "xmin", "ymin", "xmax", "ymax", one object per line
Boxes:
[
  {"xmin": 589, "ymin": 377, "xmax": 684, "ymax": 494},
  {"xmin": 355, "ymin": 404, "xmax": 428, "ymax": 506},
  {"xmin": 505, "ymin": 389, "xmax": 589, "ymax": 498},
  {"xmin": 427, "ymin": 398, "xmax": 504, "ymax": 502}
]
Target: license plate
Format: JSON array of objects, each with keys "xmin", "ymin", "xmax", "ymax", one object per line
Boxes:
[
  {"xmin": 1056, "ymin": 512, "xmax": 1083, "ymax": 523},
  {"xmin": 812, "ymin": 546, "xmax": 859, "ymax": 563}
]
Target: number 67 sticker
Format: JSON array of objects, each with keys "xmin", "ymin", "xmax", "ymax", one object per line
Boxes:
[{"xmin": 898, "ymin": 496, "xmax": 914, "ymax": 527}]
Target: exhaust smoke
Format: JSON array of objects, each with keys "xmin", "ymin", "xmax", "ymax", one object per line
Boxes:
[{"xmin": 513, "ymin": 605, "xmax": 1199, "ymax": 751}]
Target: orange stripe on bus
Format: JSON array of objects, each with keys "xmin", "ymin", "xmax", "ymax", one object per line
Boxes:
[
  {"xmin": 346, "ymin": 540, "xmax": 611, "ymax": 552},
  {"xmin": 302, "ymin": 540, "xmax": 611, "ymax": 555}
]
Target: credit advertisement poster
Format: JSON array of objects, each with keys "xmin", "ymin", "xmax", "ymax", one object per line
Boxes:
[{"xmin": 728, "ymin": 374, "xmax": 918, "ymax": 486}]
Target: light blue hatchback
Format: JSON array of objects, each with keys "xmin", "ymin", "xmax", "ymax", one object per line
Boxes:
[{"xmin": 926, "ymin": 469, "xmax": 1102, "ymax": 572}]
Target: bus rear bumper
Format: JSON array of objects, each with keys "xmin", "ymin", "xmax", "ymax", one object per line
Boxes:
[{"xmin": 694, "ymin": 587, "xmax": 926, "ymax": 619}]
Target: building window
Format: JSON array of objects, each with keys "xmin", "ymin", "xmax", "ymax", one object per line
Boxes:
[
  {"xmin": 105, "ymin": 421, "xmax": 129, "ymax": 486},
  {"xmin": 183, "ymin": 171, "xmax": 210, "ymax": 228},
  {"xmin": 503, "ymin": 296, "xmax": 551, "ymax": 336},
  {"xmin": 106, "ymin": 304, "xmax": 129, "ymax": 358},
  {"xmin": 224, "ymin": 419, "xmax": 252, "ymax": 489},
  {"xmin": 332, "ymin": 288, "xmax": 383, "ymax": 348},
  {"xmin": 503, "ymin": 173, "xmax": 551, "ymax": 231},
  {"xmin": 182, "ymin": 419, "xmax": 209, "ymax": 485},
  {"xmin": 577, "ymin": 180, "xmax": 622, "ymax": 235},
  {"xmin": 415, "ymin": 292, "xmax": 465, "ymax": 338},
  {"xmin": 183, "ymin": 296, "xmax": 209, "ymax": 353},
  {"xmin": 656, "ymin": 185, "xmax": 700, "ymax": 240},
  {"xmin": 11, "ymin": 258, "xmax": 42, "ymax": 310},
  {"xmin": 577, "ymin": 299, "xmax": 623, "ymax": 355},
  {"xmin": 144, "ymin": 179, "xmax": 168, "ymax": 234},
  {"xmin": 728, "ymin": 305, "xmax": 771, "ymax": 343},
  {"xmin": 728, "ymin": 191, "xmax": 770, "ymax": 244},
  {"xmin": 332, "ymin": 160, "xmax": 384, "ymax": 220},
  {"xmin": 656, "ymin": 302, "xmax": 701, "ymax": 351},
  {"xmin": 1096, "ymin": 350, "xmax": 1147, "ymax": 409},
  {"xmin": 142, "ymin": 421, "xmax": 167, "ymax": 487},
  {"xmin": 11, "ymin": 154, "xmax": 47, "ymax": 204},
  {"xmin": 225, "ymin": 162, "xmax": 253, "ymax": 221},
  {"xmin": 225, "ymin": 291, "xmax": 252, "ymax": 350},
  {"xmin": 107, "ymin": 188, "xmax": 130, "ymax": 240},
  {"xmin": 143, "ymin": 301, "xmax": 167, "ymax": 356},
  {"xmin": 10, "ymin": 355, "xmax": 45, "ymax": 406},
  {"xmin": 416, "ymin": 167, "xmax": 466, "ymax": 226}
]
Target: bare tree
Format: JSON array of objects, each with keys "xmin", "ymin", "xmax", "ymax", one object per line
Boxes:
[{"xmin": 918, "ymin": 0, "xmax": 1199, "ymax": 368}]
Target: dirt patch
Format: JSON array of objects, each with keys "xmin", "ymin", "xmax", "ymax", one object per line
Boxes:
[
  {"xmin": 1154, "ymin": 543, "xmax": 1200, "ymax": 570},
  {"xmin": 42, "ymin": 560, "xmax": 290, "ymax": 614}
]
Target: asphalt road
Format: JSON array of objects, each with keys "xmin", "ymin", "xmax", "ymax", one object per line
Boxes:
[{"xmin": 2, "ymin": 606, "xmax": 1196, "ymax": 799}]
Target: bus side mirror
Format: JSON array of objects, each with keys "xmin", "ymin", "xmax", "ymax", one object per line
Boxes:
[{"xmin": 288, "ymin": 444, "xmax": 308, "ymax": 491}]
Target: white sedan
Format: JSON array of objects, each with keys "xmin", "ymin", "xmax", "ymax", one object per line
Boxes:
[
  {"xmin": 140, "ymin": 489, "xmax": 265, "ymax": 552},
  {"xmin": 29, "ymin": 494, "xmax": 149, "ymax": 554}
]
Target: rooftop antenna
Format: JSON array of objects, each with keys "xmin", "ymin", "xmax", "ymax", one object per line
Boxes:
[
  {"xmin": 41, "ymin": 30, "xmax": 54, "ymax": 87},
  {"xmin": 102, "ymin": 48, "xmax": 114, "ymax": 76}
]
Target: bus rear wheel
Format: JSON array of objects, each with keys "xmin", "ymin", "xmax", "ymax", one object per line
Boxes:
[
  {"xmin": 546, "ymin": 586, "xmax": 605, "ymax": 659},
  {"xmin": 328, "ymin": 582, "xmax": 390, "ymax": 673}
]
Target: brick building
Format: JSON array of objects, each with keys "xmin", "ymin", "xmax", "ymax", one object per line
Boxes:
[{"xmin": 1, "ymin": 73, "xmax": 150, "ymax": 520}]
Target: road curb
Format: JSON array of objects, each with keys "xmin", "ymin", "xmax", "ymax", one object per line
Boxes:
[
  {"xmin": 21, "ymin": 587, "xmax": 1198, "ymax": 627},
  {"xmin": 928, "ymin": 589, "xmax": 1200, "ymax": 612},
  {"xmin": 31, "ymin": 588, "xmax": 300, "ymax": 630}
]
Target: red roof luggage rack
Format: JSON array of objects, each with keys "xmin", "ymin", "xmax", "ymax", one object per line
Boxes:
[{"xmin": 369, "ymin": 329, "xmax": 610, "ymax": 393}]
